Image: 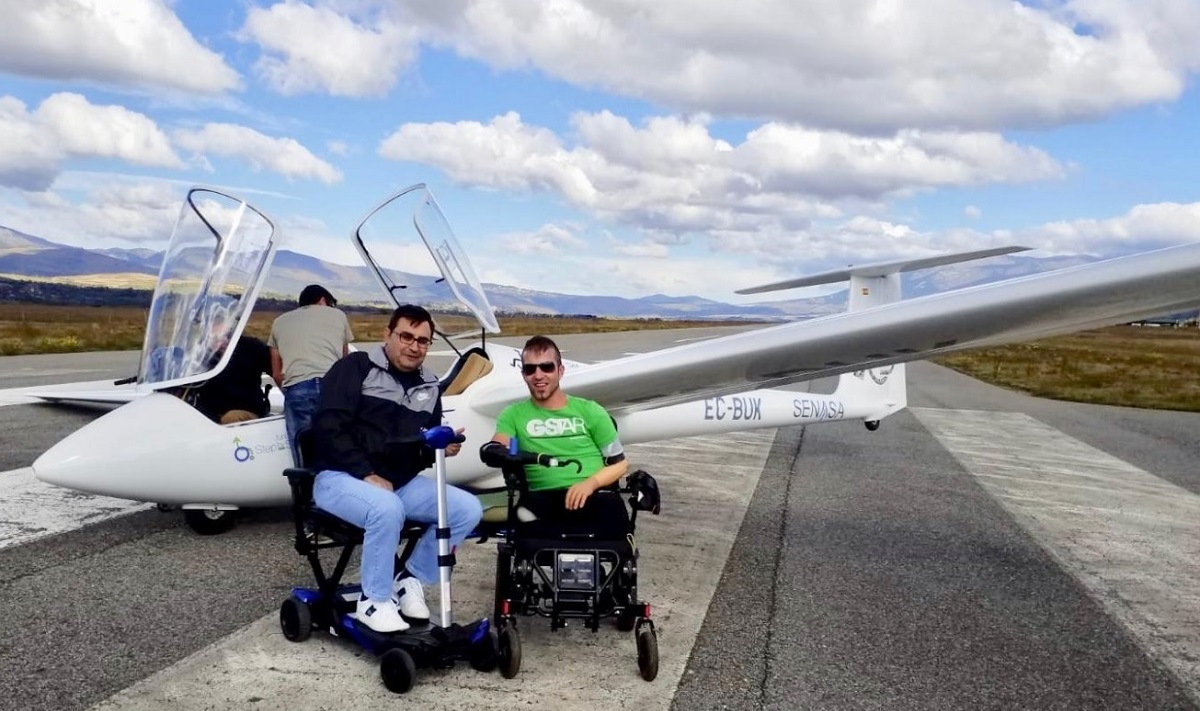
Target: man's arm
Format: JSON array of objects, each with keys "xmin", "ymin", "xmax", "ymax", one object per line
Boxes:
[
  {"xmin": 311, "ymin": 354, "xmax": 373, "ymax": 480},
  {"xmin": 269, "ymin": 347, "xmax": 284, "ymax": 387},
  {"xmin": 564, "ymin": 458, "xmax": 628, "ymax": 510},
  {"xmin": 564, "ymin": 402, "xmax": 627, "ymax": 510}
]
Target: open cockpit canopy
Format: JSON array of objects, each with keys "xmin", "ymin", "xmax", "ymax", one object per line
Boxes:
[
  {"xmin": 137, "ymin": 188, "xmax": 277, "ymax": 390},
  {"xmin": 353, "ymin": 184, "xmax": 500, "ymax": 337}
]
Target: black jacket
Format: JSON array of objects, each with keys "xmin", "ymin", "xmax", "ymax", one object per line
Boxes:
[
  {"xmin": 195, "ymin": 336, "xmax": 271, "ymax": 422},
  {"xmin": 311, "ymin": 347, "xmax": 442, "ymax": 488}
]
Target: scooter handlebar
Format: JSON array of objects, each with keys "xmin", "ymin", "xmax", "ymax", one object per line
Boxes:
[{"xmin": 422, "ymin": 425, "xmax": 465, "ymax": 450}]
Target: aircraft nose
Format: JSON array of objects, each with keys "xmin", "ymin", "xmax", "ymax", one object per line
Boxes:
[{"xmin": 33, "ymin": 393, "xmax": 210, "ymax": 499}]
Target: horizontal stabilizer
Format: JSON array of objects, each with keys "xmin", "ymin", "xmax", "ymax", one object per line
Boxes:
[{"xmin": 735, "ymin": 246, "xmax": 1030, "ymax": 295}]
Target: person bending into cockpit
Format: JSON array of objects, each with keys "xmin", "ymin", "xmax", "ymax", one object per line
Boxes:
[
  {"xmin": 309, "ymin": 304, "xmax": 483, "ymax": 634},
  {"xmin": 193, "ymin": 333, "xmax": 272, "ymax": 425},
  {"xmin": 481, "ymin": 335, "xmax": 629, "ymax": 537}
]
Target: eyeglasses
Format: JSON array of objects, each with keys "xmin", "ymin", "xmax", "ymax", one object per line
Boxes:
[
  {"xmin": 521, "ymin": 361, "xmax": 558, "ymax": 376},
  {"xmin": 393, "ymin": 331, "xmax": 433, "ymax": 348}
]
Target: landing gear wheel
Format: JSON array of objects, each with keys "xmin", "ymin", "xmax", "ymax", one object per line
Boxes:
[
  {"xmin": 864, "ymin": 420, "xmax": 881, "ymax": 431},
  {"xmin": 183, "ymin": 508, "xmax": 237, "ymax": 535},
  {"xmin": 380, "ymin": 648, "xmax": 417, "ymax": 694},
  {"xmin": 636, "ymin": 625, "xmax": 658, "ymax": 682},
  {"xmin": 279, "ymin": 595, "xmax": 312, "ymax": 642},
  {"xmin": 470, "ymin": 626, "xmax": 500, "ymax": 672},
  {"xmin": 498, "ymin": 624, "xmax": 522, "ymax": 679}
]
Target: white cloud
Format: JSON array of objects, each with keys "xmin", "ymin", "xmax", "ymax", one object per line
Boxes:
[
  {"xmin": 173, "ymin": 123, "xmax": 343, "ymax": 184},
  {"xmin": 0, "ymin": 178, "xmax": 184, "ymax": 246},
  {"xmin": 964, "ymin": 205, "xmax": 982, "ymax": 219},
  {"xmin": 610, "ymin": 239, "xmax": 669, "ymax": 259},
  {"xmin": 238, "ymin": 1, "xmax": 421, "ymax": 97},
  {"xmin": 0, "ymin": 0, "xmax": 240, "ymax": 94},
  {"xmin": 379, "ymin": 110, "xmax": 1063, "ymax": 248},
  {"xmin": 730, "ymin": 201, "xmax": 1200, "ymax": 294},
  {"xmin": 0, "ymin": 93, "xmax": 183, "ymax": 191},
  {"xmin": 497, "ymin": 224, "xmax": 588, "ymax": 255},
  {"xmin": 396, "ymin": 0, "xmax": 1199, "ymax": 131},
  {"xmin": 1023, "ymin": 201, "xmax": 1200, "ymax": 254}
]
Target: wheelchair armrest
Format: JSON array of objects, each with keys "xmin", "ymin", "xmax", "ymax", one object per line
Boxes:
[
  {"xmin": 283, "ymin": 466, "xmax": 318, "ymax": 507},
  {"xmin": 624, "ymin": 469, "xmax": 661, "ymax": 515}
]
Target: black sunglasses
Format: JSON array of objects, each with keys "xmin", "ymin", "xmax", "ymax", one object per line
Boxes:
[{"xmin": 521, "ymin": 361, "xmax": 558, "ymax": 376}]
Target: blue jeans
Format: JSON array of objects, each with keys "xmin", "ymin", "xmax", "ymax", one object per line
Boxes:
[
  {"xmin": 313, "ymin": 470, "xmax": 483, "ymax": 601},
  {"xmin": 283, "ymin": 378, "xmax": 321, "ymax": 463}
]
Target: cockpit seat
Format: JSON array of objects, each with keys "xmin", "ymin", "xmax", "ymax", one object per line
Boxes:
[{"xmin": 441, "ymin": 348, "xmax": 493, "ymax": 396}]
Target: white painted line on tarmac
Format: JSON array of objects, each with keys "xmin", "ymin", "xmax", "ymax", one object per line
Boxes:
[
  {"xmin": 911, "ymin": 407, "xmax": 1200, "ymax": 702},
  {"xmin": 89, "ymin": 431, "xmax": 777, "ymax": 711},
  {"xmin": 0, "ymin": 367, "xmax": 107, "ymax": 380},
  {"xmin": 0, "ymin": 466, "xmax": 151, "ymax": 549}
]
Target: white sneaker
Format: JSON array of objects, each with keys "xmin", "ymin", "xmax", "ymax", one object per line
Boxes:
[
  {"xmin": 355, "ymin": 595, "xmax": 409, "ymax": 633},
  {"xmin": 393, "ymin": 575, "xmax": 431, "ymax": 621}
]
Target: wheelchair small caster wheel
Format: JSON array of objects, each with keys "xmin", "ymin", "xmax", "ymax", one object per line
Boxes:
[
  {"xmin": 279, "ymin": 595, "xmax": 312, "ymax": 642},
  {"xmin": 470, "ymin": 626, "xmax": 500, "ymax": 672},
  {"xmin": 635, "ymin": 624, "xmax": 658, "ymax": 682},
  {"xmin": 498, "ymin": 624, "xmax": 522, "ymax": 679},
  {"xmin": 380, "ymin": 648, "xmax": 417, "ymax": 694},
  {"xmin": 616, "ymin": 609, "xmax": 637, "ymax": 632}
]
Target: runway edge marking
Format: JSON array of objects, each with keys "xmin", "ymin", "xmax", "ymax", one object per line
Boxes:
[{"xmin": 911, "ymin": 407, "xmax": 1200, "ymax": 702}]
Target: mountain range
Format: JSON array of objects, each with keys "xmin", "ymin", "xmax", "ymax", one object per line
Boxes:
[{"xmin": 0, "ymin": 224, "xmax": 1098, "ymax": 320}]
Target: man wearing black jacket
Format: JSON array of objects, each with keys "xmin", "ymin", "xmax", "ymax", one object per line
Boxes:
[
  {"xmin": 194, "ymin": 335, "xmax": 272, "ymax": 424},
  {"xmin": 310, "ymin": 304, "xmax": 482, "ymax": 634}
]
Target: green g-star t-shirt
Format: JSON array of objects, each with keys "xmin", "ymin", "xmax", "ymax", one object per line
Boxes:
[{"xmin": 495, "ymin": 395, "xmax": 623, "ymax": 491}]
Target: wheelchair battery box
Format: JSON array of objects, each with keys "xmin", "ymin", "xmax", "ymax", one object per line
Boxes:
[{"xmin": 556, "ymin": 553, "xmax": 598, "ymax": 590}]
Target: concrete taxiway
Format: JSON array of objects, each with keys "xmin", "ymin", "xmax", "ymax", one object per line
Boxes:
[{"xmin": 2, "ymin": 328, "xmax": 1200, "ymax": 710}]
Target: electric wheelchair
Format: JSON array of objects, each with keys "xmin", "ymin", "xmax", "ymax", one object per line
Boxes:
[{"xmin": 482, "ymin": 443, "xmax": 663, "ymax": 681}]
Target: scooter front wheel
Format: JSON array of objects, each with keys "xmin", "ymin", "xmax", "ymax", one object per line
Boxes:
[{"xmin": 380, "ymin": 648, "xmax": 417, "ymax": 694}]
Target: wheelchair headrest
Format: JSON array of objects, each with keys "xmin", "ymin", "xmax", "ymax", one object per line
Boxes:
[{"xmin": 627, "ymin": 469, "xmax": 661, "ymax": 515}]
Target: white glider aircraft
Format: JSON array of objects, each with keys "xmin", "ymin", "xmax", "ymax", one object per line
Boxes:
[{"xmin": 29, "ymin": 185, "xmax": 1200, "ymax": 534}]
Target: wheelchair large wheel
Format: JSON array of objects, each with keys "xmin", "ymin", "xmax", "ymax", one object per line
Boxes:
[
  {"xmin": 279, "ymin": 595, "xmax": 312, "ymax": 642},
  {"xmin": 498, "ymin": 624, "xmax": 522, "ymax": 679},
  {"xmin": 380, "ymin": 648, "xmax": 417, "ymax": 694},
  {"xmin": 636, "ymin": 625, "xmax": 658, "ymax": 682}
]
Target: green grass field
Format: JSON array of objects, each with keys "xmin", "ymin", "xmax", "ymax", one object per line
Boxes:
[
  {"xmin": 932, "ymin": 325, "xmax": 1200, "ymax": 412},
  {"xmin": 0, "ymin": 303, "xmax": 735, "ymax": 356}
]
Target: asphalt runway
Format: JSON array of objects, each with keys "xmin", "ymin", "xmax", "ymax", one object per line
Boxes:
[{"xmin": 2, "ymin": 330, "xmax": 1199, "ymax": 710}]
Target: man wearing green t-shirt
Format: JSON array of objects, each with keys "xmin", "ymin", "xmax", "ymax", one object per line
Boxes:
[{"xmin": 488, "ymin": 335, "xmax": 628, "ymax": 530}]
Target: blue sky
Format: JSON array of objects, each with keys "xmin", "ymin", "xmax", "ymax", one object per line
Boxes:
[{"xmin": 1, "ymin": 0, "xmax": 1199, "ymax": 304}]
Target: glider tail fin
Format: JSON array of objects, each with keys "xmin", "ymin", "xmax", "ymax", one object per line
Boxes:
[{"xmin": 836, "ymin": 270, "xmax": 909, "ymax": 423}]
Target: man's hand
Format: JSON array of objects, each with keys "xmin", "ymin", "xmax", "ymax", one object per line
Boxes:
[
  {"xmin": 364, "ymin": 473, "xmax": 393, "ymax": 492},
  {"xmin": 446, "ymin": 427, "xmax": 465, "ymax": 457},
  {"xmin": 565, "ymin": 478, "xmax": 598, "ymax": 510}
]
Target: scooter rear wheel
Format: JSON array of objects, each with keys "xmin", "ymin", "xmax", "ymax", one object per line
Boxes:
[
  {"xmin": 279, "ymin": 595, "xmax": 312, "ymax": 642},
  {"xmin": 470, "ymin": 626, "xmax": 500, "ymax": 672}
]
